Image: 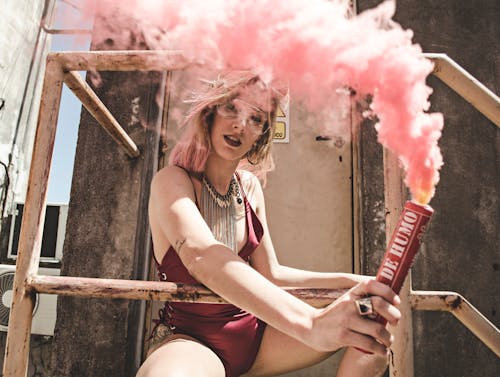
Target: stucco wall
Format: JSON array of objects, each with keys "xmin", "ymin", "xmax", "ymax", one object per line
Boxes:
[
  {"xmin": 357, "ymin": 1, "xmax": 499, "ymax": 376},
  {"xmin": 0, "ymin": 0, "xmax": 51, "ymax": 212}
]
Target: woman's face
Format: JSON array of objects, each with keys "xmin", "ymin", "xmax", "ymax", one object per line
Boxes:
[{"xmin": 209, "ymin": 83, "xmax": 272, "ymax": 162}]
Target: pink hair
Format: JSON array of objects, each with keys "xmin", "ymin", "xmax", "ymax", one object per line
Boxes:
[{"xmin": 168, "ymin": 71, "xmax": 285, "ymax": 181}]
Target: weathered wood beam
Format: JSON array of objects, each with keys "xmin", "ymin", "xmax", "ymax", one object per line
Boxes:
[
  {"xmin": 425, "ymin": 53, "xmax": 500, "ymax": 127},
  {"xmin": 28, "ymin": 275, "xmax": 347, "ymax": 308},
  {"xmin": 3, "ymin": 59, "xmax": 64, "ymax": 377},
  {"xmin": 63, "ymin": 71, "xmax": 140, "ymax": 158},
  {"xmin": 411, "ymin": 290, "xmax": 500, "ymax": 357},
  {"xmin": 49, "ymin": 50, "xmax": 194, "ymax": 72},
  {"xmin": 382, "ymin": 148, "xmax": 413, "ymax": 377}
]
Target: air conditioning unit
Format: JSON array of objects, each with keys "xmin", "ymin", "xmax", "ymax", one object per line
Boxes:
[
  {"xmin": 7, "ymin": 202, "xmax": 68, "ymax": 263},
  {"xmin": 0, "ymin": 264, "xmax": 59, "ymax": 336}
]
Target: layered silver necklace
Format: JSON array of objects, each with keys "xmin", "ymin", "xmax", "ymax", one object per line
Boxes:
[{"xmin": 200, "ymin": 173, "xmax": 242, "ymax": 253}]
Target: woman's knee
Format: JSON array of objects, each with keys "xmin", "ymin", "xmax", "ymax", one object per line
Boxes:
[
  {"xmin": 245, "ymin": 325, "xmax": 333, "ymax": 376},
  {"xmin": 137, "ymin": 361, "xmax": 195, "ymax": 377},
  {"xmin": 137, "ymin": 337, "xmax": 225, "ymax": 377}
]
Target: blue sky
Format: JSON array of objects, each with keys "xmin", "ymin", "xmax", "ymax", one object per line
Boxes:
[{"xmin": 46, "ymin": 1, "xmax": 91, "ymax": 204}]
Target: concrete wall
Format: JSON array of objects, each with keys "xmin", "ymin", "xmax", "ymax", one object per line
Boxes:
[{"xmin": 357, "ymin": 1, "xmax": 499, "ymax": 376}]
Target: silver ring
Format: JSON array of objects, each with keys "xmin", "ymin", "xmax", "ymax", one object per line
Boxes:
[{"xmin": 355, "ymin": 297, "xmax": 374, "ymax": 317}]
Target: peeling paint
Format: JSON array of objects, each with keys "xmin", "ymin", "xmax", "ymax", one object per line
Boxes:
[
  {"xmin": 448, "ymin": 295, "xmax": 463, "ymax": 310},
  {"xmin": 129, "ymin": 96, "xmax": 140, "ymax": 126}
]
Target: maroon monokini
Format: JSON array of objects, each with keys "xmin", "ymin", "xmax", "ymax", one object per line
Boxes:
[{"xmin": 153, "ymin": 176, "xmax": 266, "ymax": 377}]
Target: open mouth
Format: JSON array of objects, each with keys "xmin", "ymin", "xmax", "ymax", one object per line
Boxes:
[{"xmin": 224, "ymin": 135, "xmax": 242, "ymax": 147}]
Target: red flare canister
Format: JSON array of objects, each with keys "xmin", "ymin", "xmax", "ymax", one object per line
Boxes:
[
  {"xmin": 355, "ymin": 200, "xmax": 433, "ymax": 354},
  {"xmin": 374, "ymin": 200, "xmax": 434, "ymax": 324}
]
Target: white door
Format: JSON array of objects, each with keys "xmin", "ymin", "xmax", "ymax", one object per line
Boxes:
[{"xmin": 264, "ymin": 99, "xmax": 353, "ymax": 376}]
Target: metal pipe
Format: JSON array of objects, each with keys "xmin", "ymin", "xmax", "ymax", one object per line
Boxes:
[
  {"xmin": 126, "ymin": 71, "xmax": 167, "ymax": 375},
  {"xmin": 382, "ymin": 148, "xmax": 413, "ymax": 377},
  {"xmin": 28, "ymin": 274, "xmax": 347, "ymax": 308},
  {"xmin": 411, "ymin": 290, "xmax": 500, "ymax": 357},
  {"xmin": 41, "ymin": 25, "xmax": 92, "ymax": 35},
  {"xmin": 63, "ymin": 71, "xmax": 140, "ymax": 158},
  {"xmin": 3, "ymin": 58, "xmax": 64, "ymax": 377},
  {"xmin": 49, "ymin": 50, "xmax": 193, "ymax": 72},
  {"xmin": 425, "ymin": 53, "xmax": 500, "ymax": 127},
  {"xmin": 41, "ymin": 0, "xmax": 92, "ymax": 35}
]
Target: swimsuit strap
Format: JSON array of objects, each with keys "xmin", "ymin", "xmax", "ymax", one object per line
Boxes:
[{"xmin": 234, "ymin": 171, "xmax": 262, "ymax": 261}]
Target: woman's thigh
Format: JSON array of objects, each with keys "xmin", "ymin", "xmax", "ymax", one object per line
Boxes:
[
  {"xmin": 243, "ymin": 325, "xmax": 335, "ymax": 377},
  {"xmin": 137, "ymin": 334, "xmax": 226, "ymax": 377}
]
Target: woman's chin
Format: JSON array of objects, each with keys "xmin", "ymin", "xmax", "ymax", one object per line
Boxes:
[{"xmin": 210, "ymin": 149, "xmax": 246, "ymax": 164}]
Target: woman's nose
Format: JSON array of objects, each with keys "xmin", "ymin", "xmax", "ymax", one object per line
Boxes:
[{"xmin": 232, "ymin": 117, "xmax": 248, "ymax": 131}]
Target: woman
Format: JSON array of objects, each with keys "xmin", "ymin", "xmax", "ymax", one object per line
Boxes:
[{"xmin": 137, "ymin": 71, "xmax": 400, "ymax": 377}]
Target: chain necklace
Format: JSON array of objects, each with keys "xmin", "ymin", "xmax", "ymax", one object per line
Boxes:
[
  {"xmin": 200, "ymin": 173, "xmax": 242, "ymax": 253},
  {"xmin": 201, "ymin": 174, "xmax": 242, "ymax": 207}
]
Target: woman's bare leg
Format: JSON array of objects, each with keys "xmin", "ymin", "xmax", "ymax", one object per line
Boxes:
[
  {"xmin": 243, "ymin": 325, "xmax": 333, "ymax": 376},
  {"xmin": 337, "ymin": 347, "xmax": 388, "ymax": 377},
  {"xmin": 136, "ymin": 334, "xmax": 226, "ymax": 377},
  {"xmin": 244, "ymin": 326, "xmax": 388, "ymax": 377}
]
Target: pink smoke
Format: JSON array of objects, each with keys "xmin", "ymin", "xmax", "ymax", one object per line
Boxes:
[{"xmin": 79, "ymin": 0, "xmax": 443, "ymax": 204}]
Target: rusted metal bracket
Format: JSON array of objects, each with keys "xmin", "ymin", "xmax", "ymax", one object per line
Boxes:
[
  {"xmin": 424, "ymin": 53, "xmax": 500, "ymax": 127},
  {"xmin": 411, "ymin": 290, "xmax": 500, "ymax": 357}
]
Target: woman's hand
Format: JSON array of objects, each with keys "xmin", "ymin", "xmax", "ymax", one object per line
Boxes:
[{"xmin": 305, "ymin": 279, "xmax": 401, "ymax": 355}]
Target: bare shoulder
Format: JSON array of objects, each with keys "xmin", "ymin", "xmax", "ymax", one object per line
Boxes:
[
  {"xmin": 237, "ymin": 170, "xmax": 265, "ymax": 207},
  {"xmin": 151, "ymin": 166, "xmax": 195, "ymax": 198},
  {"xmin": 152, "ymin": 165, "xmax": 190, "ymax": 185},
  {"xmin": 237, "ymin": 169, "xmax": 261, "ymax": 190}
]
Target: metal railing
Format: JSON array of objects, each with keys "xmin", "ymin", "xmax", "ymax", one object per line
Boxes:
[
  {"xmin": 3, "ymin": 51, "xmax": 499, "ymax": 377},
  {"xmin": 424, "ymin": 53, "xmax": 500, "ymax": 128}
]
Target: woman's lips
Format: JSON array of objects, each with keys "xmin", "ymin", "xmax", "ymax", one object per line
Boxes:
[{"xmin": 224, "ymin": 135, "xmax": 242, "ymax": 147}]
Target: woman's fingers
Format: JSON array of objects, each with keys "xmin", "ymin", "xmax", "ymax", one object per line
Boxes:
[
  {"xmin": 315, "ymin": 281, "xmax": 401, "ymax": 352},
  {"xmin": 351, "ymin": 279, "xmax": 401, "ymax": 306},
  {"xmin": 349, "ymin": 315, "xmax": 394, "ymax": 348},
  {"xmin": 369, "ymin": 295, "xmax": 401, "ymax": 326},
  {"xmin": 348, "ymin": 280, "xmax": 401, "ymax": 325},
  {"xmin": 343, "ymin": 329, "xmax": 389, "ymax": 356}
]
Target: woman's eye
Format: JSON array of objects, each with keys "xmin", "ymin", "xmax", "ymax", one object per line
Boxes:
[
  {"xmin": 225, "ymin": 103, "xmax": 237, "ymax": 113},
  {"xmin": 250, "ymin": 115, "xmax": 263, "ymax": 125}
]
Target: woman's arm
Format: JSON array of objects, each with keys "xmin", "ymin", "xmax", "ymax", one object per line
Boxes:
[
  {"xmin": 150, "ymin": 167, "xmax": 316, "ymax": 341},
  {"xmin": 150, "ymin": 166, "xmax": 399, "ymax": 354},
  {"xmin": 245, "ymin": 173, "xmax": 368, "ymax": 290}
]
